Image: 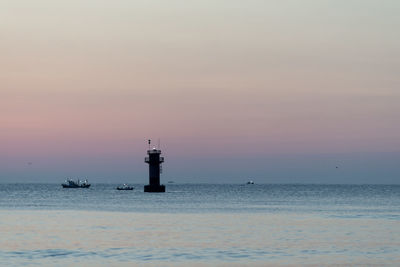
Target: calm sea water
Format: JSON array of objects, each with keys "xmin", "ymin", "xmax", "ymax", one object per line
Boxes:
[{"xmin": 0, "ymin": 184, "xmax": 399, "ymax": 266}]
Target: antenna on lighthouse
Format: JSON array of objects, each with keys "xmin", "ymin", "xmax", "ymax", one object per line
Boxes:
[
  {"xmin": 158, "ymin": 138, "xmax": 160, "ymax": 150},
  {"xmin": 148, "ymin": 139, "xmax": 151, "ymax": 150}
]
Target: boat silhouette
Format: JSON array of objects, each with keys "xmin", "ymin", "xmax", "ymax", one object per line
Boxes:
[
  {"xmin": 116, "ymin": 184, "xmax": 134, "ymax": 190},
  {"xmin": 62, "ymin": 179, "xmax": 91, "ymax": 188}
]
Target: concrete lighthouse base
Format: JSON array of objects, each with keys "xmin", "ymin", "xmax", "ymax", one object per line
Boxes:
[{"xmin": 144, "ymin": 184, "xmax": 165, "ymax": 193}]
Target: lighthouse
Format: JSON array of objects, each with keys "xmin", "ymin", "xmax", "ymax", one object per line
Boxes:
[{"xmin": 144, "ymin": 140, "xmax": 165, "ymax": 192}]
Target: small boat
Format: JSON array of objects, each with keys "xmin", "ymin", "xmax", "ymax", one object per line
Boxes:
[
  {"xmin": 246, "ymin": 180, "xmax": 254, "ymax": 184},
  {"xmin": 62, "ymin": 179, "xmax": 91, "ymax": 188},
  {"xmin": 116, "ymin": 184, "xmax": 134, "ymax": 190}
]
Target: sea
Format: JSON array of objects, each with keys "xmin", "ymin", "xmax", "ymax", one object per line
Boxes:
[{"xmin": 0, "ymin": 183, "xmax": 399, "ymax": 266}]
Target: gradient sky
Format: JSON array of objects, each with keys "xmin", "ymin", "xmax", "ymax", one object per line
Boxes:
[{"xmin": 1, "ymin": 0, "xmax": 399, "ymax": 183}]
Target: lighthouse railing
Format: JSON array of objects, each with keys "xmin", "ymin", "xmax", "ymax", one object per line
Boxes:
[{"xmin": 145, "ymin": 157, "xmax": 164, "ymax": 163}]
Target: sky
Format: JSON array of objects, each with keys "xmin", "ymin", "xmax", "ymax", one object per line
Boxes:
[{"xmin": 1, "ymin": 0, "xmax": 399, "ymax": 183}]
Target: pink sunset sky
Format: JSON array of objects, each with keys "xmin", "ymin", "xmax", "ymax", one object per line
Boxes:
[{"xmin": 1, "ymin": 1, "xmax": 399, "ymax": 183}]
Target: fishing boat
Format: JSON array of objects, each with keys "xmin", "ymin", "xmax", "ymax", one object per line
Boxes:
[
  {"xmin": 62, "ymin": 179, "xmax": 91, "ymax": 188},
  {"xmin": 116, "ymin": 184, "xmax": 134, "ymax": 190},
  {"xmin": 246, "ymin": 180, "xmax": 254, "ymax": 184}
]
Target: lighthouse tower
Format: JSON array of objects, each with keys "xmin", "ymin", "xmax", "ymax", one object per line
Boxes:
[{"xmin": 144, "ymin": 140, "xmax": 165, "ymax": 192}]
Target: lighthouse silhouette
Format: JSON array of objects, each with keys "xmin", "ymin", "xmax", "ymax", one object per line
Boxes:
[{"xmin": 144, "ymin": 139, "xmax": 165, "ymax": 192}]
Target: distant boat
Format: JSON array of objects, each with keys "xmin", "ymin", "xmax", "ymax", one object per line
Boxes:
[
  {"xmin": 116, "ymin": 184, "xmax": 134, "ymax": 190},
  {"xmin": 62, "ymin": 179, "xmax": 90, "ymax": 188},
  {"xmin": 246, "ymin": 180, "xmax": 254, "ymax": 184},
  {"xmin": 167, "ymin": 181, "xmax": 174, "ymax": 184}
]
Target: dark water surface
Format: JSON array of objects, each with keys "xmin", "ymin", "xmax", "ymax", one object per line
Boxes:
[
  {"xmin": 0, "ymin": 183, "xmax": 399, "ymax": 217},
  {"xmin": 1, "ymin": 184, "xmax": 399, "ymax": 266}
]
